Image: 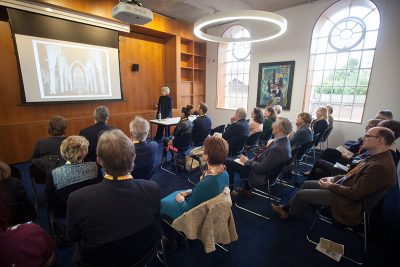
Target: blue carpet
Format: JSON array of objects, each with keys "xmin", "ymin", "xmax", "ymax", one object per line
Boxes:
[{"xmin": 12, "ymin": 146, "xmax": 400, "ymax": 267}]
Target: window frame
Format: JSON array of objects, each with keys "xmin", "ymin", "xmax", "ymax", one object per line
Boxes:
[
  {"xmin": 303, "ymin": 0, "xmax": 380, "ymax": 123},
  {"xmin": 216, "ymin": 24, "xmax": 251, "ymax": 110}
]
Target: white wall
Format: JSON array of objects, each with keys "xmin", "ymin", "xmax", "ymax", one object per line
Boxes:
[{"xmin": 206, "ymin": 0, "xmax": 400, "ymax": 148}]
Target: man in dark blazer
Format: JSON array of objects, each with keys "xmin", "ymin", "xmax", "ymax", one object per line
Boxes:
[
  {"xmin": 129, "ymin": 116, "xmax": 158, "ymax": 180},
  {"xmin": 192, "ymin": 102, "xmax": 212, "ymax": 147},
  {"xmin": 80, "ymin": 106, "xmax": 113, "ymax": 162},
  {"xmin": 272, "ymin": 127, "xmax": 396, "ymax": 227},
  {"xmin": 225, "ymin": 117, "xmax": 292, "ymax": 196},
  {"xmin": 222, "ymin": 107, "xmax": 250, "ymax": 156},
  {"xmin": 66, "ymin": 130, "xmax": 160, "ymax": 262}
]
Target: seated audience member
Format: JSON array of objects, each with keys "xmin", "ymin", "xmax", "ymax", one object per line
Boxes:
[
  {"xmin": 326, "ymin": 105, "xmax": 334, "ymax": 128},
  {"xmin": 161, "ymin": 136, "xmax": 229, "ymax": 220},
  {"xmin": 154, "ymin": 86, "xmax": 173, "ymax": 141},
  {"xmin": 273, "ymin": 105, "xmax": 282, "ymax": 117},
  {"xmin": 0, "ymin": 187, "xmax": 55, "ymax": 267},
  {"xmin": 222, "ymin": 107, "xmax": 250, "ymax": 156},
  {"xmin": 45, "ymin": 136, "xmax": 100, "ymax": 212},
  {"xmin": 289, "ymin": 112, "xmax": 313, "ymax": 149},
  {"xmin": 162, "ymin": 105, "xmax": 194, "ymax": 161},
  {"xmin": 377, "ymin": 120, "xmax": 400, "ymax": 165},
  {"xmin": 375, "ymin": 110, "xmax": 393, "ymax": 120},
  {"xmin": 129, "ymin": 116, "xmax": 158, "ymax": 180},
  {"xmin": 0, "ymin": 161, "xmax": 34, "ymax": 225},
  {"xmin": 66, "ymin": 129, "xmax": 160, "ymax": 262},
  {"xmin": 249, "ymin": 107, "xmax": 264, "ymax": 136},
  {"xmin": 311, "ymin": 106, "xmax": 329, "ymax": 142},
  {"xmin": 304, "ymin": 119, "xmax": 383, "ymax": 179},
  {"xmin": 192, "ymin": 102, "xmax": 212, "ymax": 146},
  {"xmin": 272, "ymin": 127, "xmax": 397, "ymax": 226},
  {"xmin": 80, "ymin": 106, "xmax": 113, "ymax": 162},
  {"xmin": 226, "ymin": 117, "xmax": 292, "ymax": 196},
  {"xmin": 32, "ymin": 115, "xmax": 67, "ymax": 159},
  {"xmin": 263, "ymin": 106, "xmax": 277, "ymax": 133}
]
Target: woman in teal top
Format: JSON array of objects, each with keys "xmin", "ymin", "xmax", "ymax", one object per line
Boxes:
[{"xmin": 161, "ymin": 136, "xmax": 229, "ymax": 220}]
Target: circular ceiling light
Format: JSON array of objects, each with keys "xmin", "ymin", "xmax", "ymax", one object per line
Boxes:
[{"xmin": 194, "ymin": 10, "xmax": 287, "ymax": 43}]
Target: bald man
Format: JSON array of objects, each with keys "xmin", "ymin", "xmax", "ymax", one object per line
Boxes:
[{"xmin": 272, "ymin": 127, "xmax": 396, "ymax": 227}]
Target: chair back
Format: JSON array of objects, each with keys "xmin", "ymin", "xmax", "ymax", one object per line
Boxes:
[
  {"xmin": 173, "ymin": 132, "xmax": 193, "ymax": 151},
  {"xmin": 193, "ymin": 129, "xmax": 211, "ymax": 147},
  {"xmin": 362, "ymin": 189, "xmax": 387, "ymax": 214},
  {"xmin": 245, "ymin": 132, "xmax": 262, "ymax": 148},
  {"xmin": 172, "ymin": 187, "xmax": 238, "ymax": 253},
  {"xmin": 80, "ymin": 221, "xmax": 160, "ymax": 267},
  {"xmin": 260, "ymin": 128, "xmax": 273, "ymax": 144},
  {"xmin": 50, "ymin": 177, "xmax": 102, "ymax": 216},
  {"xmin": 266, "ymin": 159, "xmax": 291, "ymax": 182},
  {"xmin": 312, "ymin": 132, "xmax": 322, "ymax": 146},
  {"xmin": 210, "ymin": 124, "xmax": 225, "ymax": 135},
  {"xmin": 292, "ymin": 140, "xmax": 314, "ymax": 162},
  {"xmin": 30, "ymin": 155, "xmax": 66, "ymax": 183},
  {"xmin": 321, "ymin": 127, "xmax": 333, "ymax": 142}
]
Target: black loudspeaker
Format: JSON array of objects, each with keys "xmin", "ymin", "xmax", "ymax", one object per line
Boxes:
[{"xmin": 131, "ymin": 64, "xmax": 139, "ymax": 72}]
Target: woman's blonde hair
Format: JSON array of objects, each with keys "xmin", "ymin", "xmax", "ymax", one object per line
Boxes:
[
  {"xmin": 317, "ymin": 107, "xmax": 328, "ymax": 120},
  {"xmin": 60, "ymin": 136, "xmax": 89, "ymax": 163}
]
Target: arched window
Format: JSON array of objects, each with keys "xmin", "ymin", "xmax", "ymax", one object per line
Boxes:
[
  {"xmin": 304, "ymin": 0, "xmax": 380, "ymax": 122},
  {"xmin": 217, "ymin": 25, "xmax": 251, "ymax": 109}
]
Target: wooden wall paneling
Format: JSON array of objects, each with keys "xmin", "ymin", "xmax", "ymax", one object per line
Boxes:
[
  {"xmin": 193, "ymin": 82, "xmax": 204, "ymax": 95},
  {"xmin": 119, "ymin": 32, "xmax": 165, "ymax": 112},
  {"xmin": 0, "ymin": 0, "xmax": 201, "ymax": 163}
]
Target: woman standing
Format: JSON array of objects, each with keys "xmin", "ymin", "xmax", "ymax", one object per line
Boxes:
[{"xmin": 154, "ymin": 86, "xmax": 173, "ymax": 141}]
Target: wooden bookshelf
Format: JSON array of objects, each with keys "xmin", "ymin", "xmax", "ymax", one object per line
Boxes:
[{"xmin": 178, "ymin": 38, "xmax": 206, "ymax": 108}]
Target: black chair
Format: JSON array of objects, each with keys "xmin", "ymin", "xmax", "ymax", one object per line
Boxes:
[
  {"xmin": 79, "ymin": 221, "xmax": 163, "ymax": 267},
  {"xmin": 320, "ymin": 127, "xmax": 333, "ymax": 150},
  {"xmin": 161, "ymin": 133, "xmax": 192, "ymax": 175},
  {"xmin": 258, "ymin": 128, "xmax": 273, "ymax": 146},
  {"xmin": 210, "ymin": 124, "xmax": 225, "ymax": 135},
  {"xmin": 234, "ymin": 160, "xmax": 291, "ymax": 220},
  {"xmin": 47, "ymin": 178, "xmax": 102, "ymax": 246},
  {"xmin": 306, "ymin": 189, "xmax": 389, "ymax": 265},
  {"xmin": 244, "ymin": 132, "xmax": 262, "ymax": 156},
  {"xmin": 193, "ymin": 129, "xmax": 211, "ymax": 147},
  {"xmin": 291, "ymin": 140, "xmax": 315, "ymax": 174}
]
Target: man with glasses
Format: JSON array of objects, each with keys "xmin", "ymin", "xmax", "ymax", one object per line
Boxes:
[
  {"xmin": 225, "ymin": 117, "xmax": 292, "ymax": 198},
  {"xmin": 303, "ymin": 119, "xmax": 383, "ymax": 179},
  {"xmin": 272, "ymin": 127, "xmax": 396, "ymax": 227}
]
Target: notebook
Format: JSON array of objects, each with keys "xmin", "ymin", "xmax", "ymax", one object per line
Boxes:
[
  {"xmin": 234, "ymin": 158, "xmax": 244, "ymax": 166},
  {"xmin": 336, "ymin": 145, "xmax": 354, "ymax": 158}
]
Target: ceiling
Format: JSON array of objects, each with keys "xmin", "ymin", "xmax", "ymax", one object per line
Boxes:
[{"xmin": 139, "ymin": 0, "xmax": 316, "ymax": 24}]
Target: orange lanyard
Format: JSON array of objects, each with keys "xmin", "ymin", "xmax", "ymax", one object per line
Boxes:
[{"xmin": 104, "ymin": 174, "xmax": 133, "ymax": 181}]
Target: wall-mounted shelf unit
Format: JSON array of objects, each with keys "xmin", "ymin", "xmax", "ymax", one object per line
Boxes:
[{"xmin": 178, "ymin": 38, "xmax": 206, "ymax": 108}]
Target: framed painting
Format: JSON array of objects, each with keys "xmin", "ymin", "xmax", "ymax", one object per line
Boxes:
[{"xmin": 256, "ymin": 61, "xmax": 295, "ymax": 110}]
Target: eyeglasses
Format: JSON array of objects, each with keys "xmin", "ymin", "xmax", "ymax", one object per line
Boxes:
[{"xmin": 363, "ymin": 134, "xmax": 380, "ymax": 139}]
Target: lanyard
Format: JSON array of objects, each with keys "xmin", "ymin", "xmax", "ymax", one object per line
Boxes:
[{"xmin": 104, "ymin": 174, "xmax": 133, "ymax": 181}]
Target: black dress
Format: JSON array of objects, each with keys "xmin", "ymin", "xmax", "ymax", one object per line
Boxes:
[{"xmin": 155, "ymin": 95, "xmax": 173, "ymax": 140}]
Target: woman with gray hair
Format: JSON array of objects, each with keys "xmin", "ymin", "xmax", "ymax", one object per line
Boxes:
[
  {"xmin": 45, "ymin": 135, "xmax": 100, "ymax": 212},
  {"xmin": 154, "ymin": 86, "xmax": 173, "ymax": 141},
  {"xmin": 129, "ymin": 116, "xmax": 158, "ymax": 180}
]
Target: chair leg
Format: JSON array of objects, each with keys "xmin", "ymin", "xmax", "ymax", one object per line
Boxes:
[{"xmin": 160, "ymin": 153, "xmax": 177, "ymax": 175}]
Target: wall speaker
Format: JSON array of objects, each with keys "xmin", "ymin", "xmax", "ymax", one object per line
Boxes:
[{"xmin": 131, "ymin": 64, "xmax": 139, "ymax": 72}]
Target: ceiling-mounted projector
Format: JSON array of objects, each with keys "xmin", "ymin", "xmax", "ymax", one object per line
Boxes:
[{"xmin": 112, "ymin": 0, "xmax": 153, "ymax": 25}]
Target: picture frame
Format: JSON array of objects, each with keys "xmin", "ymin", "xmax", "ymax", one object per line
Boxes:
[{"xmin": 256, "ymin": 61, "xmax": 295, "ymax": 110}]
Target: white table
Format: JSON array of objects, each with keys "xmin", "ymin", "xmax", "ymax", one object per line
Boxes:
[{"xmin": 149, "ymin": 115, "xmax": 196, "ymax": 138}]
